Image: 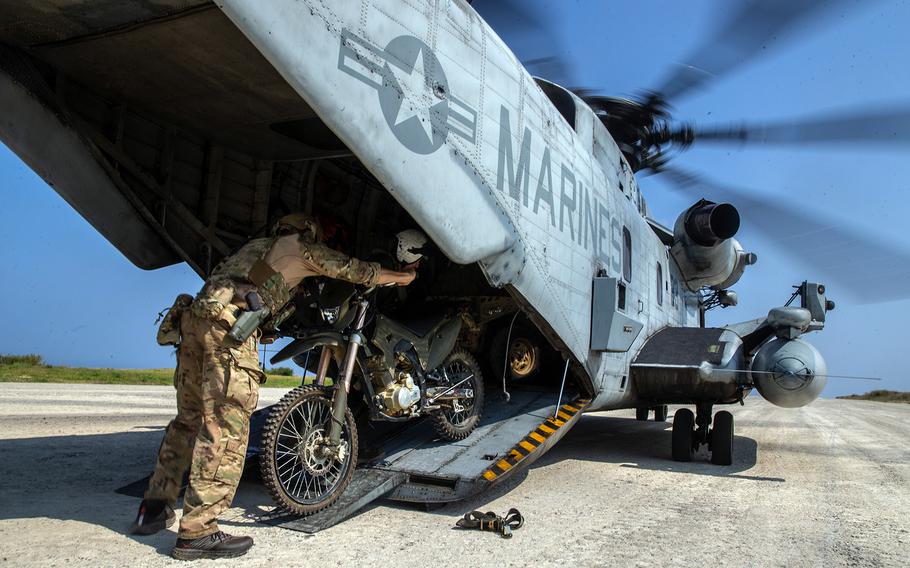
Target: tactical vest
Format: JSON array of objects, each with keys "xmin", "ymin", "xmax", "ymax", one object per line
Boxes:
[{"xmin": 192, "ymin": 237, "xmax": 293, "ymax": 324}]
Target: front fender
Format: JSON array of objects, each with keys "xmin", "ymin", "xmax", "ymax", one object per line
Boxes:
[{"xmin": 269, "ymin": 332, "xmax": 346, "ymax": 365}]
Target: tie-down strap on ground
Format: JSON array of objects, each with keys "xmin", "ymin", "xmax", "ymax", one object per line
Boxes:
[{"xmin": 455, "ymin": 508, "xmax": 524, "ymax": 538}]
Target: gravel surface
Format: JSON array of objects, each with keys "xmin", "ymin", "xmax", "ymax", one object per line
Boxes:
[{"xmin": 0, "ymin": 383, "xmax": 907, "ymax": 567}]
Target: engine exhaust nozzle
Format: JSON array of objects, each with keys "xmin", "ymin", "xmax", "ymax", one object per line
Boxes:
[{"xmin": 685, "ymin": 200, "xmax": 740, "ymax": 246}]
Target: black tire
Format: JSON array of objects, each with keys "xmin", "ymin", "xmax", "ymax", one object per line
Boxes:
[
  {"xmin": 259, "ymin": 386, "xmax": 358, "ymax": 516},
  {"xmin": 654, "ymin": 405, "xmax": 669, "ymax": 422},
  {"xmin": 672, "ymin": 408, "xmax": 695, "ymax": 462},
  {"xmin": 710, "ymin": 410, "xmax": 734, "ymax": 466},
  {"xmin": 489, "ymin": 324, "xmax": 546, "ymax": 381},
  {"xmin": 430, "ymin": 349, "xmax": 485, "ymax": 441},
  {"xmin": 635, "ymin": 407, "xmax": 650, "ymax": 421}
]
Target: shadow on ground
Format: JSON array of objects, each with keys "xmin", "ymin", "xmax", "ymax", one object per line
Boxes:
[
  {"xmin": 0, "ymin": 427, "xmax": 183, "ymax": 555},
  {"xmin": 532, "ymin": 413, "xmax": 783, "ymax": 482},
  {"xmin": 0, "ymin": 407, "xmax": 777, "ymax": 550}
]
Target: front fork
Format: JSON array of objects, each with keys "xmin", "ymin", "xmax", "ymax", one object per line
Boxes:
[{"xmin": 325, "ymin": 298, "xmax": 370, "ymax": 449}]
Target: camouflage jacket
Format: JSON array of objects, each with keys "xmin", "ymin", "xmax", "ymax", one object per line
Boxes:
[{"xmin": 192, "ymin": 234, "xmax": 381, "ymax": 320}]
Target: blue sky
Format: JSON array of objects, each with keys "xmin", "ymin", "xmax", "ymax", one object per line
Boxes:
[{"xmin": 2, "ymin": 0, "xmax": 909, "ymax": 396}]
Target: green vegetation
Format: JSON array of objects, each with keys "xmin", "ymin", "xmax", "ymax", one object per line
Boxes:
[
  {"xmin": 267, "ymin": 366, "xmax": 294, "ymax": 376},
  {"xmin": 0, "ymin": 354, "xmax": 301, "ymax": 388},
  {"xmin": 837, "ymin": 390, "xmax": 910, "ymax": 404},
  {"xmin": 0, "ymin": 354, "xmax": 43, "ymax": 366}
]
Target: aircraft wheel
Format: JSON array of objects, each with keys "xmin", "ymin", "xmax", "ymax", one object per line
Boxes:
[
  {"xmin": 672, "ymin": 408, "xmax": 695, "ymax": 462},
  {"xmin": 710, "ymin": 411, "xmax": 734, "ymax": 466},
  {"xmin": 635, "ymin": 407, "xmax": 650, "ymax": 421},
  {"xmin": 653, "ymin": 405, "xmax": 669, "ymax": 422}
]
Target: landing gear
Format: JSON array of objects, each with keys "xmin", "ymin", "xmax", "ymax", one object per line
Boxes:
[
  {"xmin": 670, "ymin": 404, "xmax": 735, "ymax": 465},
  {"xmin": 636, "ymin": 405, "xmax": 668, "ymax": 421},
  {"xmin": 671, "ymin": 408, "xmax": 695, "ymax": 461},
  {"xmin": 710, "ymin": 411, "xmax": 734, "ymax": 465}
]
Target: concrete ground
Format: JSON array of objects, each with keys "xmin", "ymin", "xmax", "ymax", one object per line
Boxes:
[{"xmin": 0, "ymin": 383, "xmax": 907, "ymax": 567}]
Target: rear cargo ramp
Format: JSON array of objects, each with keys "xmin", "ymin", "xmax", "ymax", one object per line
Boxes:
[
  {"xmin": 480, "ymin": 399, "xmax": 589, "ymax": 484},
  {"xmin": 262, "ymin": 389, "xmax": 590, "ymax": 533},
  {"xmin": 376, "ymin": 390, "xmax": 591, "ymax": 503}
]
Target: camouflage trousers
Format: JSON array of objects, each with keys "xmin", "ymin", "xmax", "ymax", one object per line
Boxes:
[{"xmin": 145, "ymin": 310, "xmax": 263, "ymax": 539}]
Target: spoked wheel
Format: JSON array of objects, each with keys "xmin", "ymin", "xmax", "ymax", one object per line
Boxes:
[
  {"xmin": 259, "ymin": 386, "xmax": 358, "ymax": 515},
  {"xmin": 430, "ymin": 349, "xmax": 485, "ymax": 441}
]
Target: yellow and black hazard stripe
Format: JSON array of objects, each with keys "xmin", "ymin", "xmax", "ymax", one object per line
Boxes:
[{"xmin": 482, "ymin": 398, "xmax": 591, "ymax": 482}]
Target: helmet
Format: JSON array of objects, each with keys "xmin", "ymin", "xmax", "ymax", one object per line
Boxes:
[
  {"xmin": 273, "ymin": 213, "xmax": 320, "ymax": 241},
  {"xmin": 395, "ymin": 229, "xmax": 428, "ymax": 264}
]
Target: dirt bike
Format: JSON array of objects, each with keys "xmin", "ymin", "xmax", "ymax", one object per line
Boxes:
[{"xmin": 259, "ymin": 282, "xmax": 484, "ymax": 515}]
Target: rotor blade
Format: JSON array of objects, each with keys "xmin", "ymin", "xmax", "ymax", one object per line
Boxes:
[
  {"xmin": 653, "ymin": 0, "xmax": 869, "ymax": 102},
  {"xmin": 694, "ymin": 105, "xmax": 910, "ymax": 146},
  {"xmin": 657, "ymin": 166, "xmax": 910, "ymax": 303},
  {"xmin": 468, "ymin": 0, "xmax": 545, "ymax": 37},
  {"xmin": 469, "ymin": 0, "xmax": 575, "ymax": 86}
]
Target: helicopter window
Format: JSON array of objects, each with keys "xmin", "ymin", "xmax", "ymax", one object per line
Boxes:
[
  {"xmin": 622, "ymin": 227, "xmax": 632, "ymax": 282},
  {"xmin": 617, "ymin": 283, "xmax": 627, "ymax": 311},
  {"xmin": 656, "ymin": 263, "xmax": 663, "ymax": 306},
  {"xmin": 535, "ymin": 78, "xmax": 576, "ymax": 129}
]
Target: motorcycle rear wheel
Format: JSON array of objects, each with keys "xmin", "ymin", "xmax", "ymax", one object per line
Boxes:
[
  {"xmin": 430, "ymin": 349, "xmax": 485, "ymax": 441},
  {"xmin": 259, "ymin": 385, "xmax": 358, "ymax": 515}
]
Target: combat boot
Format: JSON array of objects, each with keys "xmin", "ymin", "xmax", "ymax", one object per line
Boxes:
[
  {"xmin": 129, "ymin": 499, "xmax": 175, "ymax": 535},
  {"xmin": 171, "ymin": 531, "xmax": 254, "ymax": 560}
]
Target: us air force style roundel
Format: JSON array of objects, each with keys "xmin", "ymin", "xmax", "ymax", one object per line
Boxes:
[
  {"xmin": 338, "ymin": 29, "xmax": 478, "ymax": 155},
  {"xmin": 378, "ymin": 36, "xmax": 449, "ymax": 155}
]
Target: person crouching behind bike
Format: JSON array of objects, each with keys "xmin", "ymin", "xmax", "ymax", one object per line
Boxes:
[{"xmin": 131, "ymin": 213, "xmax": 415, "ymax": 560}]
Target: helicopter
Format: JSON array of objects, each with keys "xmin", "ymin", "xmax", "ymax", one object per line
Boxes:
[{"xmin": 1, "ymin": 0, "xmax": 908, "ymax": 529}]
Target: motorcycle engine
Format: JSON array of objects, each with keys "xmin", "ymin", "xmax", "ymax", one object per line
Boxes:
[{"xmin": 379, "ymin": 371, "xmax": 421, "ymax": 415}]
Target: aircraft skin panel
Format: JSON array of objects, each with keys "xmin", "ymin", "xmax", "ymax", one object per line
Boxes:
[
  {"xmin": 215, "ymin": 0, "xmax": 517, "ymax": 267},
  {"xmin": 215, "ymin": 0, "xmax": 701, "ymax": 409}
]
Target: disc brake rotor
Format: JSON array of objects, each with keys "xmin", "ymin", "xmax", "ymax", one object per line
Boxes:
[
  {"xmin": 298, "ymin": 428, "xmax": 329, "ymax": 476},
  {"xmin": 298, "ymin": 428, "xmax": 347, "ymax": 476}
]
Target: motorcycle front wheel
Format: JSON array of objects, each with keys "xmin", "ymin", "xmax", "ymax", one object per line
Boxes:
[{"xmin": 259, "ymin": 385, "xmax": 358, "ymax": 515}]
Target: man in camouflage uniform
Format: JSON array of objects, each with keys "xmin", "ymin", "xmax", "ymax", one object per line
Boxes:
[{"xmin": 131, "ymin": 213, "xmax": 416, "ymax": 560}]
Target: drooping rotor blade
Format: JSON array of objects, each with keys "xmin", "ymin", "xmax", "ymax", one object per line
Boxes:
[
  {"xmin": 692, "ymin": 105, "xmax": 910, "ymax": 146},
  {"xmin": 653, "ymin": 0, "xmax": 872, "ymax": 102},
  {"xmin": 657, "ymin": 167, "xmax": 910, "ymax": 303}
]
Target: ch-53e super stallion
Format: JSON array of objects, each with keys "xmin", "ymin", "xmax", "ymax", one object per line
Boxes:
[{"xmin": 2, "ymin": 0, "xmax": 908, "ymax": 531}]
